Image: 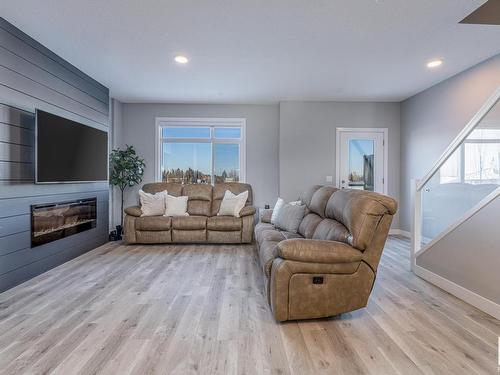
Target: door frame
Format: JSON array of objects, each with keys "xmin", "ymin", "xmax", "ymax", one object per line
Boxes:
[{"xmin": 335, "ymin": 127, "xmax": 389, "ymax": 195}]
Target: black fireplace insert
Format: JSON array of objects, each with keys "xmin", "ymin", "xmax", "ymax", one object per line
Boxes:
[{"xmin": 31, "ymin": 197, "xmax": 97, "ymax": 247}]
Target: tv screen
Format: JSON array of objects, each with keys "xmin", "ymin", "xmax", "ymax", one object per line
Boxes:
[{"xmin": 36, "ymin": 110, "xmax": 108, "ymax": 183}]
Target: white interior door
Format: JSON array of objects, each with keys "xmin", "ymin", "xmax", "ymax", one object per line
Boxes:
[{"xmin": 337, "ymin": 129, "xmax": 387, "ymax": 194}]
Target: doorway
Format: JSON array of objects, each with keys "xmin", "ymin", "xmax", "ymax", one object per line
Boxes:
[{"xmin": 336, "ymin": 128, "xmax": 388, "ymax": 194}]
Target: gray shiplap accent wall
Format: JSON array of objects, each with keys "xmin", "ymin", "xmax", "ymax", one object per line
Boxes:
[{"xmin": 0, "ymin": 17, "xmax": 110, "ymax": 292}]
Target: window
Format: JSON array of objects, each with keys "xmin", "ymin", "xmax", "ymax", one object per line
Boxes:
[
  {"xmin": 440, "ymin": 128, "xmax": 500, "ymax": 184},
  {"xmin": 156, "ymin": 118, "xmax": 246, "ymax": 184}
]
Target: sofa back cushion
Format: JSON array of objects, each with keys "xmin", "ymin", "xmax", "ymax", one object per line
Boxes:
[
  {"xmin": 142, "ymin": 182, "xmax": 183, "ymax": 196},
  {"xmin": 312, "ymin": 218, "xmax": 351, "ymax": 243},
  {"xmin": 308, "ymin": 186, "xmax": 338, "ymax": 218},
  {"xmin": 299, "ymin": 185, "xmax": 322, "ymax": 208},
  {"xmin": 182, "ymin": 184, "xmax": 213, "ymax": 216},
  {"xmin": 297, "ymin": 213, "xmax": 322, "ymax": 239},
  {"xmin": 212, "ymin": 183, "xmax": 253, "ymax": 216},
  {"xmin": 325, "ymin": 189, "xmax": 397, "ymax": 251}
]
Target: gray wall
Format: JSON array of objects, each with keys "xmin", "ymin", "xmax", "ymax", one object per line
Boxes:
[
  {"xmin": 110, "ymin": 99, "xmax": 123, "ymax": 228},
  {"xmin": 417, "ymin": 194, "xmax": 500, "ymax": 304},
  {"xmin": 0, "ymin": 18, "xmax": 110, "ymax": 291},
  {"xmin": 400, "ymin": 53, "xmax": 500, "ymax": 232},
  {"xmin": 279, "ymin": 101, "xmax": 401, "ymax": 228},
  {"xmin": 119, "ymin": 103, "xmax": 279, "ymax": 209}
]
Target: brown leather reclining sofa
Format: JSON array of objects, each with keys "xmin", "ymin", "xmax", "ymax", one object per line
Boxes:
[
  {"xmin": 255, "ymin": 186, "xmax": 397, "ymax": 321},
  {"xmin": 123, "ymin": 182, "xmax": 255, "ymax": 244}
]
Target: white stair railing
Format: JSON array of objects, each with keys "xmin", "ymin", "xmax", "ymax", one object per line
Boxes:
[{"xmin": 411, "ymin": 87, "xmax": 500, "ymax": 268}]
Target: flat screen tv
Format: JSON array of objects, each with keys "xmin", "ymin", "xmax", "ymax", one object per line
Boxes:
[{"xmin": 36, "ymin": 109, "xmax": 108, "ymax": 183}]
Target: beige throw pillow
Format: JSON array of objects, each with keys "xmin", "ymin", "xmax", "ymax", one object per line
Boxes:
[
  {"xmin": 139, "ymin": 190, "xmax": 167, "ymax": 217},
  {"xmin": 164, "ymin": 194, "xmax": 189, "ymax": 217},
  {"xmin": 218, "ymin": 190, "xmax": 248, "ymax": 217}
]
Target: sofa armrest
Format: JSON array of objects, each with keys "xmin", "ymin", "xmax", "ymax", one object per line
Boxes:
[
  {"xmin": 124, "ymin": 206, "xmax": 142, "ymax": 217},
  {"xmin": 260, "ymin": 209, "xmax": 273, "ymax": 223},
  {"xmin": 239, "ymin": 206, "xmax": 256, "ymax": 217},
  {"xmin": 277, "ymin": 239, "xmax": 362, "ymax": 264}
]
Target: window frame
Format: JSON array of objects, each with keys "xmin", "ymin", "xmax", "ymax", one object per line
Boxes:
[{"xmin": 155, "ymin": 117, "xmax": 246, "ymax": 184}]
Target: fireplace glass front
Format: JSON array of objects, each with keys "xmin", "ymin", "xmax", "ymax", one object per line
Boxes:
[{"xmin": 31, "ymin": 197, "xmax": 97, "ymax": 247}]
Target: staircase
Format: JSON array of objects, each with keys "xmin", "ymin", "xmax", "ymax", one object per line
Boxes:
[{"xmin": 411, "ymin": 87, "xmax": 500, "ymax": 319}]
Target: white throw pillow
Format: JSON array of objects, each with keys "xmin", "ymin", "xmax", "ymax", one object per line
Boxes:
[
  {"xmin": 271, "ymin": 198, "xmax": 285, "ymax": 224},
  {"xmin": 218, "ymin": 190, "xmax": 248, "ymax": 217},
  {"xmin": 139, "ymin": 190, "xmax": 167, "ymax": 217},
  {"xmin": 271, "ymin": 198, "xmax": 302, "ymax": 224},
  {"xmin": 164, "ymin": 195, "xmax": 189, "ymax": 217}
]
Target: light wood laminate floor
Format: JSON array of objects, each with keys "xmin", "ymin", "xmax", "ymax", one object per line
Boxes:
[{"xmin": 0, "ymin": 236, "xmax": 499, "ymax": 374}]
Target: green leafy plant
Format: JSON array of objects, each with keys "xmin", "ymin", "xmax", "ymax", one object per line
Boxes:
[{"xmin": 109, "ymin": 145, "xmax": 145, "ymax": 227}]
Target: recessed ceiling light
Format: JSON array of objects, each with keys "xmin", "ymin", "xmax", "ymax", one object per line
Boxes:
[
  {"xmin": 174, "ymin": 55, "xmax": 189, "ymax": 64},
  {"xmin": 427, "ymin": 59, "xmax": 443, "ymax": 68}
]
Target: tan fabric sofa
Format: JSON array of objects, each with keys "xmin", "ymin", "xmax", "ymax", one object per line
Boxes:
[
  {"xmin": 255, "ymin": 186, "xmax": 397, "ymax": 321},
  {"xmin": 123, "ymin": 182, "xmax": 255, "ymax": 244}
]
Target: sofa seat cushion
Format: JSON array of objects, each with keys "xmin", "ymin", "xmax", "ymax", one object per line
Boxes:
[
  {"xmin": 281, "ymin": 231, "xmax": 303, "ymax": 240},
  {"xmin": 259, "ymin": 239, "xmax": 281, "ymax": 277},
  {"xmin": 172, "ymin": 216, "xmax": 207, "ymax": 230},
  {"xmin": 135, "ymin": 216, "xmax": 171, "ymax": 231},
  {"xmin": 260, "ymin": 229, "xmax": 286, "ymax": 243},
  {"xmin": 254, "ymin": 222, "xmax": 276, "ymax": 243},
  {"xmin": 207, "ymin": 216, "xmax": 242, "ymax": 231},
  {"xmin": 207, "ymin": 230, "xmax": 241, "ymax": 243}
]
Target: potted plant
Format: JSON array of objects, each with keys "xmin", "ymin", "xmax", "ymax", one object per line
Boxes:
[{"xmin": 109, "ymin": 145, "xmax": 145, "ymax": 238}]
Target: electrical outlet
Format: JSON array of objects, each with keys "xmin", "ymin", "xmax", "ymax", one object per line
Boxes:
[{"xmin": 326, "ymin": 175, "xmax": 333, "ymax": 183}]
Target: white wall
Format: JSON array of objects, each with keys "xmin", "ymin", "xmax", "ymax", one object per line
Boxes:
[
  {"xmin": 400, "ymin": 53, "xmax": 500, "ymax": 232},
  {"xmin": 119, "ymin": 103, "xmax": 279, "ymax": 209},
  {"xmin": 279, "ymin": 101, "xmax": 401, "ymax": 228}
]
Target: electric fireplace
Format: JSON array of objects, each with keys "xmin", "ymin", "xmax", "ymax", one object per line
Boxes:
[{"xmin": 31, "ymin": 197, "xmax": 97, "ymax": 247}]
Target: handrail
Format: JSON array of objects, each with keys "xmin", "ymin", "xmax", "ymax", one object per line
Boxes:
[{"xmin": 416, "ymin": 86, "xmax": 500, "ymax": 192}]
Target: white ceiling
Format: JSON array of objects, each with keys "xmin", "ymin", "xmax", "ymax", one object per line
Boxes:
[{"xmin": 2, "ymin": 0, "xmax": 500, "ymax": 103}]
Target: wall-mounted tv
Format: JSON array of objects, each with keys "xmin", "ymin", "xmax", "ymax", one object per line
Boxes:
[{"xmin": 35, "ymin": 109, "xmax": 108, "ymax": 183}]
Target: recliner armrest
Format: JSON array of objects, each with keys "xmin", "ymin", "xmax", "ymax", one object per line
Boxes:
[
  {"xmin": 260, "ymin": 209, "xmax": 273, "ymax": 223},
  {"xmin": 239, "ymin": 206, "xmax": 256, "ymax": 217},
  {"xmin": 124, "ymin": 206, "xmax": 142, "ymax": 217},
  {"xmin": 277, "ymin": 239, "xmax": 362, "ymax": 264}
]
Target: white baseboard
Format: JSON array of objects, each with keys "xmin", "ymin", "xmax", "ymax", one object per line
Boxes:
[
  {"xmin": 389, "ymin": 229, "xmax": 411, "ymax": 238},
  {"xmin": 414, "ymin": 264, "xmax": 500, "ymax": 320}
]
